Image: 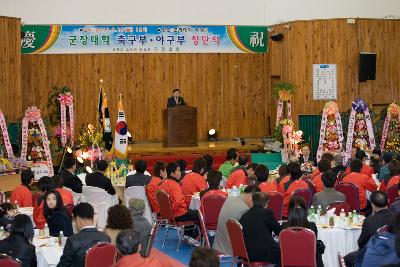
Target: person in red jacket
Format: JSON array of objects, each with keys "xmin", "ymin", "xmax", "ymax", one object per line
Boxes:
[
  {"xmin": 280, "ymin": 162, "xmax": 309, "ymax": 218},
  {"xmin": 181, "ymin": 158, "xmax": 207, "ymax": 206},
  {"xmin": 146, "ymin": 161, "xmax": 167, "ymax": 213},
  {"xmin": 10, "ymin": 170, "xmax": 34, "ymax": 207},
  {"xmin": 199, "ymin": 169, "xmax": 228, "ymax": 200},
  {"xmin": 345, "ymin": 149, "xmax": 374, "ymax": 178},
  {"xmin": 256, "ymin": 164, "xmax": 278, "ymax": 193},
  {"xmin": 52, "ymin": 175, "xmax": 74, "ymax": 205},
  {"xmin": 342, "ymin": 159, "xmax": 378, "ymax": 212},
  {"xmin": 225, "ymin": 163, "xmax": 258, "ymax": 189},
  {"xmin": 312, "ymin": 159, "xmax": 332, "ymax": 193},
  {"xmin": 33, "ymin": 176, "xmax": 56, "ymax": 229},
  {"xmin": 379, "ymin": 159, "xmax": 400, "ymax": 192}
]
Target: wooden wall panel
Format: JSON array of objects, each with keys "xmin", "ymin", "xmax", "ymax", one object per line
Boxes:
[{"xmin": 0, "ymin": 16, "xmax": 21, "ymax": 121}]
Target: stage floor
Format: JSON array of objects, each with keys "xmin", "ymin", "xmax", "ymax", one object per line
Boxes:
[{"xmin": 127, "ymin": 140, "xmax": 265, "ymax": 157}]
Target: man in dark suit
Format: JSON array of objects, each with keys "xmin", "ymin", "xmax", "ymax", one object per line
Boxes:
[
  {"xmin": 239, "ymin": 192, "xmax": 281, "ymax": 265},
  {"xmin": 167, "ymin": 88, "xmax": 186, "ymax": 108},
  {"xmin": 85, "ymin": 160, "xmax": 116, "ymax": 195},
  {"xmin": 344, "ymin": 190, "xmax": 392, "ymax": 266},
  {"xmin": 57, "ymin": 203, "xmax": 111, "ymax": 267},
  {"xmin": 299, "ymin": 144, "xmax": 317, "ymax": 166},
  {"xmin": 60, "ymin": 157, "xmax": 83, "ymax": 193},
  {"xmin": 125, "ymin": 159, "xmax": 151, "ymax": 188}
]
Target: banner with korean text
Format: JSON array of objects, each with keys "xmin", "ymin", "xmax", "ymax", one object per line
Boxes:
[{"xmin": 21, "ymin": 25, "xmax": 268, "ymax": 54}]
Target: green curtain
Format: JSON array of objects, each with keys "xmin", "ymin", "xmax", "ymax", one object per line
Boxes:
[
  {"xmin": 298, "ymin": 115, "xmax": 321, "ymax": 156},
  {"xmin": 7, "ymin": 123, "xmax": 21, "ymax": 146}
]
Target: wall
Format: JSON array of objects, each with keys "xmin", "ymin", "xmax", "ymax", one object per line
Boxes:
[
  {"xmin": 1, "ymin": 0, "xmax": 400, "ymax": 25},
  {"xmin": 0, "ymin": 16, "xmax": 21, "ymax": 122}
]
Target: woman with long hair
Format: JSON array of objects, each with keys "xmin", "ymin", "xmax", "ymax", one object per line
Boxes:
[{"xmin": 43, "ymin": 189, "xmax": 73, "ymax": 237}]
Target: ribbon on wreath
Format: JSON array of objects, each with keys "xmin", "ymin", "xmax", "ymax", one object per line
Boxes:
[
  {"xmin": 276, "ymin": 100, "xmax": 293, "ymax": 126},
  {"xmin": 0, "ymin": 111, "xmax": 14, "ymax": 158},
  {"xmin": 381, "ymin": 103, "xmax": 400, "ymax": 150},
  {"xmin": 57, "ymin": 93, "xmax": 74, "ymax": 147},
  {"xmin": 21, "ymin": 106, "xmax": 54, "ymax": 176},
  {"xmin": 345, "ymin": 99, "xmax": 375, "ymax": 161}
]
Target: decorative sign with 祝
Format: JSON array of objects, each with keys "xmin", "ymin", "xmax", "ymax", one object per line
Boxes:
[
  {"xmin": 21, "ymin": 25, "xmax": 268, "ymax": 54},
  {"xmin": 0, "ymin": 110, "xmax": 14, "ymax": 158}
]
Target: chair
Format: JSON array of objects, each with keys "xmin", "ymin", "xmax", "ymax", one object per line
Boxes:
[
  {"xmin": 198, "ymin": 209, "xmax": 211, "ymax": 247},
  {"xmin": 377, "ymin": 225, "xmax": 389, "ymax": 233},
  {"xmin": 85, "ymin": 243, "xmax": 117, "ymax": 267},
  {"xmin": 65, "ymin": 203, "xmax": 75, "ymax": 217},
  {"xmin": 125, "ymin": 186, "xmax": 153, "ymax": 224},
  {"xmin": 292, "ymin": 188, "xmax": 313, "ymax": 208},
  {"xmin": 226, "ymin": 219, "xmax": 271, "ymax": 267},
  {"xmin": 63, "ymin": 186, "xmax": 81, "ymax": 205},
  {"xmin": 81, "ymin": 186, "xmax": 119, "ymax": 230},
  {"xmin": 387, "ymin": 184, "xmax": 399, "ymax": 205},
  {"xmin": 266, "ymin": 192, "xmax": 284, "ymax": 221},
  {"xmin": 200, "ymin": 194, "xmax": 227, "ymax": 231},
  {"xmin": 335, "ymin": 183, "xmax": 360, "ymax": 212},
  {"xmin": 0, "ymin": 254, "xmax": 20, "ymax": 267},
  {"xmin": 144, "ymin": 222, "xmax": 159, "ymax": 257},
  {"xmin": 155, "ymin": 190, "xmax": 197, "ymax": 251},
  {"xmin": 279, "ymin": 227, "xmax": 316, "ymax": 267},
  {"xmin": 327, "ymin": 201, "xmax": 351, "ymax": 216},
  {"xmin": 337, "ymin": 252, "xmax": 346, "ymax": 267}
]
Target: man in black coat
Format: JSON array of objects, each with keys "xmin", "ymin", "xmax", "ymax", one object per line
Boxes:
[
  {"xmin": 57, "ymin": 203, "xmax": 111, "ymax": 267},
  {"xmin": 60, "ymin": 157, "xmax": 83, "ymax": 193},
  {"xmin": 167, "ymin": 88, "xmax": 186, "ymax": 108},
  {"xmin": 85, "ymin": 160, "xmax": 116, "ymax": 195},
  {"xmin": 239, "ymin": 192, "xmax": 281, "ymax": 265},
  {"xmin": 125, "ymin": 159, "xmax": 151, "ymax": 188}
]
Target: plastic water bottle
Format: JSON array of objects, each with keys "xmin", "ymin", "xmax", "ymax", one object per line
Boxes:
[
  {"xmin": 339, "ymin": 209, "xmax": 346, "ymax": 226},
  {"xmin": 352, "ymin": 210, "xmax": 358, "ymax": 224},
  {"xmin": 231, "ymin": 186, "xmax": 238, "ymax": 197},
  {"xmin": 44, "ymin": 223, "xmax": 49, "ymax": 237},
  {"xmin": 58, "ymin": 231, "xmax": 65, "ymax": 246},
  {"xmin": 14, "ymin": 200, "xmax": 19, "ymax": 210},
  {"xmin": 0, "ymin": 226, "xmax": 4, "ymax": 239},
  {"xmin": 316, "ymin": 205, "xmax": 322, "ymax": 224}
]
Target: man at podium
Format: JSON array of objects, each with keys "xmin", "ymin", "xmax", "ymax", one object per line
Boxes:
[{"xmin": 167, "ymin": 88, "xmax": 186, "ymax": 108}]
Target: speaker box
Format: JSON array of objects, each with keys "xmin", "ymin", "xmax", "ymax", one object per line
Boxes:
[
  {"xmin": 359, "ymin": 52, "xmax": 376, "ymax": 82},
  {"xmin": 270, "ymin": 33, "xmax": 284, "ymax": 42}
]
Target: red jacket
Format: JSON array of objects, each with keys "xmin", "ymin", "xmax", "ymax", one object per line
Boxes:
[
  {"xmin": 342, "ymin": 172, "xmax": 378, "ymax": 209},
  {"xmin": 56, "ymin": 188, "xmax": 74, "ymax": 205},
  {"xmin": 311, "ymin": 169, "xmax": 320, "ymax": 179},
  {"xmin": 312, "ymin": 172, "xmax": 324, "ymax": 193},
  {"xmin": 281, "ymin": 180, "xmax": 309, "ymax": 217},
  {"xmin": 278, "ymin": 175, "xmax": 290, "ymax": 187},
  {"xmin": 10, "ymin": 184, "xmax": 32, "ymax": 207},
  {"xmin": 345, "ymin": 164, "xmax": 374, "ymax": 178},
  {"xmin": 225, "ymin": 169, "xmax": 246, "ymax": 189},
  {"xmin": 379, "ymin": 175, "xmax": 400, "ymax": 192},
  {"xmin": 158, "ymin": 178, "xmax": 188, "ymax": 218},
  {"xmin": 259, "ymin": 180, "xmax": 278, "ymax": 193},
  {"xmin": 113, "ymin": 254, "xmax": 162, "ymax": 267},
  {"xmin": 146, "ymin": 176, "xmax": 162, "ymax": 213},
  {"xmin": 181, "ymin": 172, "xmax": 208, "ymax": 207},
  {"xmin": 33, "ymin": 196, "xmax": 46, "ymax": 229}
]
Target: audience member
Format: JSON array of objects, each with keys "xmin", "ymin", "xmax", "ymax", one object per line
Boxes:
[
  {"xmin": 276, "ymin": 164, "xmax": 289, "ymax": 185},
  {"xmin": 310, "ymin": 152, "xmax": 334, "ymax": 178},
  {"xmin": 379, "ymin": 152, "xmax": 394, "ymax": 182},
  {"xmin": 10, "ymin": 169, "xmax": 34, "ymax": 207},
  {"xmin": 0, "ymin": 203, "xmax": 16, "ymax": 232},
  {"xmin": 332, "ymin": 153, "xmax": 346, "ymax": 176},
  {"xmin": 58, "ymin": 203, "xmax": 111, "ymax": 267},
  {"xmin": 225, "ymin": 163, "xmax": 258, "ymax": 189},
  {"xmin": 128, "ymin": 198, "xmax": 152, "ymax": 256},
  {"xmin": 104, "ymin": 204, "xmax": 133, "ymax": 244},
  {"xmin": 60, "ymin": 157, "xmax": 83, "ymax": 193},
  {"xmin": 0, "ymin": 214, "xmax": 36, "ymax": 267},
  {"xmin": 380, "ymin": 159, "xmax": 400, "ymax": 192},
  {"xmin": 312, "ymin": 159, "xmax": 332, "ymax": 192},
  {"xmin": 345, "ymin": 149, "xmax": 374, "ymax": 178},
  {"xmin": 389, "ymin": 183, "xmax": 400, "ymax": 213},
  {"xmin": 189, "ymin": 247, "xmax": 219, "ymax": 267},
  {"xmin": 256, "ymin": 164, "xmax": 278, "ymax": 193},
  {"xmin": 125, "ymin": 160, "xmax": 151, "ymax": 188},
  {"xmin": 371, "ymin": 148, "xmax": 383, "ymax": 174},
  {"xmin": 181, "ymin": 158, "xmax": 208, "ymax": 206},
  {"xmin": 199, "ymin": 169, "xmax": 227, "ymax": 199},
  {"xmin": 43, "ymin": 189, "xmax": 73, "ymax": 237},
  {"xmin": 213, "ymin": 185, "xmax": 260, "ymax": 255},
  {"xmin": 52, "ymin": 175, "xmax": 74, "ymax": 205},
  {"xmin": 85, "ymin": 160, "xmax": 116, "ymax": 195},
  {"xmin": 342, "ymin": 159, "xmax": 377, "ymax": 213},
  {"xmin": 239, "ymin": 192, "xmax": 281, "ymax": 264},
  {"xmin": 113, "ymin": 229, "xmax": 162, "ymax": 267},
  {"xmin": 33, "ymin": 176, "xmax": 56, "ymax": 229},
  {"xmin": 176, "ymin": 159, "xmax": 188, "ymax": 180},
  {"xmin": 146, "ymin": 161, "xmax": 166, "ymax": 213},
  {"xmin": 202, "ymin": 154, "xmax": 214, "ymax": 175},
  {"xmin": 218, "ymin": 148, "xmax": 238, "ymax": 178},
  {"xmin": 299, "ymin": 144, "xmax": 317, "ymax": 166},
  {"xmin": 312, "ymin": 170, "xmax": 346, "ymax": 211},
  {"xmin": 229, "ymin": 155, "xmax": 249, "ymax": 174}
]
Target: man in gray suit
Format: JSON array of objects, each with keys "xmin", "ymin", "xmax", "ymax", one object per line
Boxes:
[
  {"xmin": 312, "ymin": 170, "xmax": 346, "ymax": 211},
  {"xmin": 212, "ymin": 185, "xmax": 261, "ymax": 255}
]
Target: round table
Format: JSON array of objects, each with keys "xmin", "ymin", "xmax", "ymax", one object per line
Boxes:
[
  {"xmin": 33, "ymin": 237, "xmax": 63, "ymax": 267},
  {"xmin": 189, "ymin": 195, "xmax": 201, "ymax": 210}
]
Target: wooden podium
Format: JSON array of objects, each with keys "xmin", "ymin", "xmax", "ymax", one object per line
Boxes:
[{"xmin": 163, "ymin": 106, "xmax": 198, "ymax": 147}]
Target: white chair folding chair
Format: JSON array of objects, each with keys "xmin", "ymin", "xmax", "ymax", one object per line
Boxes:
[{"xmin": 125, "ymin": 186, "xmax": 153, "ymax": 224}]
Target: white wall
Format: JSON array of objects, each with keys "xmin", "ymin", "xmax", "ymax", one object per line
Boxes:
[{"xmin": 1, "ymin": 0, "xmax": 400, "ymax": 25}]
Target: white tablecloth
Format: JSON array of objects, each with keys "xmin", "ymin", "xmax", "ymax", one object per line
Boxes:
[
  {"xmin": 318, "ymin": 227, "xmax": 361, "ymax": 267},
  {"xmin": 18, "ymin": 207, "xmax": 35, "ymax": 228},
  {"xmin": 33, "ymin": 237, "xmax": 63, "ymax": 267},
  {"xmin": 189, "ymin": 195, "xmax": 200, "ymax": 210}
]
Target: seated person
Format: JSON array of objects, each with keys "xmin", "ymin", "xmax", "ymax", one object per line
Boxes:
[
  {"xmin": 57, "ymin": 203, "xmax": 111, "ymax": 267},
  {"xmin": 379, "ymin": 152, "xmax": 394, "ymax": 182},
  {"xmin": 0, "ymin": 214, "xmax": 36, "ymax": 267},
  {"xmin": 310, "ymin": 153, "xmax": 334, "ymax": 178},
  {"xmin": 379, "ymin": 159, "xmax": 400, "ymax": 192},
  {"xmin": 85, "ymin": 160, "xmax": 116, "ymax": 195},
  {"xmin": 104, "ymin": 204, "xmax": 133, "ymax": 244},
  {"xmin": 389, "ymin": 183, "xmax": 400, "ymax": 213},
  {"xmin": 10, "ymin": 169, "xmax": 34, "ymax": 207},
  {"xmin": 52, "ymin": 175, "xmax": 74, "ymax": 205},
  {"xmin": 345, "ymin": 149, "xmax": 374, "ymax": 178},
  {"xmin": 177, "ymin": 159, "xmax": 188, "ymax": 180},
  {"xmin": 113, "ymin": 229, "xmax": 162, "ymax": 267},
  {"xmin": 239, "ymin": 192, "xmax": 281, "ymax": 265},
  {"xmin": 125, "ymin": 160, "xmax": 151, "ymax": 188},
  {"xmin": 342, "ymin": 159, "xmax": 378, "ymax": 212},
  {"xmin": 279, "ymin": 161, "xmax": 309, "ymax": 218},
  {"xmin": 282, "ymin": 204, "xmax": 323, "ymax": 267},
  {"xmin": 181, "ymin": 158, "xmax": 208, "ymax": 206},
  {"xmin": 299, "ymin": 144, "xmax": 317, "ymax": 166},
  {"xmin": 60, "ymin": 157, "xmax": 83, "ymax": 193},
  {"xmin": 0, "ymin": 203, "xmax": 16, "ymax": 232},
  {"xmin": 312, "ymin": 170, "xmax": 346, "ymax": 211},
  {"xmin": 202, "ymin": 154, "xmax": 214, "ymax": 175},
  {"xmin": 189, "ymin": 247, "xmax": 219, "ymax": 267},
  {"xmin": 199, "ymin": 169, "xmax": 227, "ymax": 199},
  {"xmin": 213, "ymin": 185, "xmax": 260, "ymax": 255},
  {"xmin": 256, "ymin": 164, "xmax": 278, "ymax": 193},
  {"xmin": 225, "ymin": 163, "xmax": 258, "ymax": 189},
  {"xmin": 146, "ymin": 161, "xmax": 167, "ymax": 214},
  {"xmin": 33, "ymin": 176, "xmax": 56, "ymax": 229},
  {"xmin": 128, "ymin": 198, "xmax": 152, "ymax": 256},
  {"xmin": 276, "ymin": 164, "xmax": 289, "ymax": 186},
  {"xmin": 43, "ymin": 189, "xmax": 73, "ymax": 237},
  {"xmin": 229, "ymin": 155, "xmax": 249, "ymax": 174},
  {"xmin": 312, "ymin": 159, "xmax": 332, "ymax": 193},
  {"xmin": 332, "ymin": 153, "xmax": 346, "ymax": 176},
  {"xmin": 218, "ymin": 148, "xmax": 238, "ymax": 178}
]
